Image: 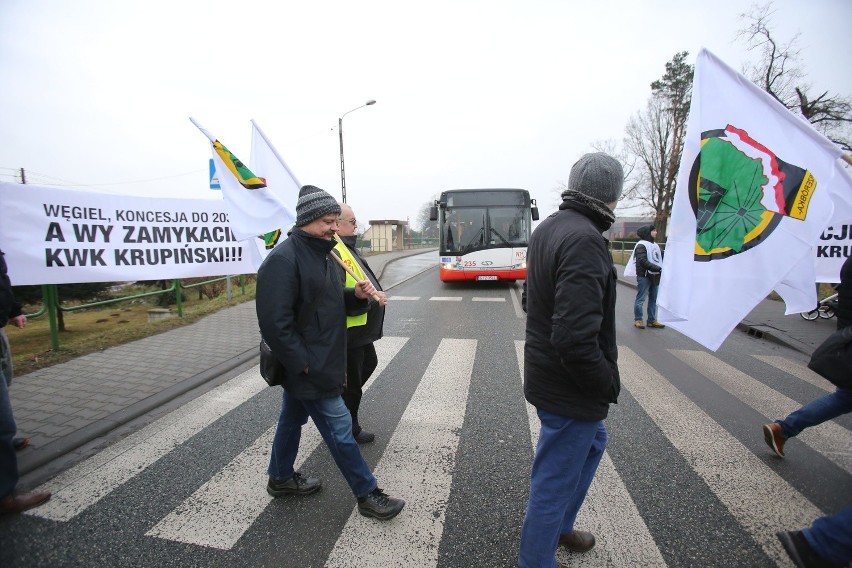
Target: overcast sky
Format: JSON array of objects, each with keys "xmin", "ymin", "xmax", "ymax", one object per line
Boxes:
[{"xmin": 1, "ymin": 0, "xmax": 850, "ymax": 230}]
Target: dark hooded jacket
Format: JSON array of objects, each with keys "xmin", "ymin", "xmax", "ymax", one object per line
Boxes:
[
  {"xmin": 0, "ymin": 250, "xmax": 23, "ymax": 328},
  {"xmin": 837, "ymin": 255, "xmax": 852, "ymax": 330},
  {"xmin": 337, "ymin": 235, "xmax": 385, "ymax": 349},
  {"xmin": 634, "ymin": 225, "xmax": 662, "ymax": 278},
  {"xmin": 256, "ymin": 229, "xmax": 368, "ymax": 400},
  {"xmin": 522, "ymin": 201, "xmax": 620, "ymax": 421}
]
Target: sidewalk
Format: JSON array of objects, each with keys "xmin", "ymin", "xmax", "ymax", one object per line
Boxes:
[
  {"xmin": 10, "ymin": 248, "xmax": 432, "ymax": 478},
  {"xmin": 10, "ymin": 252, "xmax": 835, "ymax": 480}
]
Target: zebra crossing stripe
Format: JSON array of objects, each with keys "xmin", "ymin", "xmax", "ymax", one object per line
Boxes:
[
  {"xmin": 672, "ymin": 350, "xmax": 852, "ymax": 475},
  {"xmin": 25, "ymin": 367, "xmax": 267, "ymax": 522},
  {"xmin": 513, "ymin": 341, "xmax": 666, "ymax": 567},
  {"xmin": 325, "ymin": 338, "xmax": 476, "ymax": 568},
  {"xmin": 751, "ymin": 354, "xmax": 834, "ymax": 393},
  {"xmin": 145, "ymin": 336, "xmax": 409, "ymax": 549},
  {"xmin": 620, "ymin": 347, "xmax": 823, "ymax": 566}
]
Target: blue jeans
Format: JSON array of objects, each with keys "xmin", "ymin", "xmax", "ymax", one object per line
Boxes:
[
  {"xmin": 268, "ymin": 391, "xmax": 377, "ymax": 499},
  {"xmin": 0, "ymin": 365, "xmax": 18, "ymax": 499},
  {"xmin": 634, "ymin": 276, "xmax": 658, "ymax": 322},
  {"xmin": 776, "ymin": 388, "xmax": 852, "ymax": 439},
  {"xmin": 803, "ymin": 506, "xmax": 852, "ymax": 565},
  {"xmin": 519, "ymin": 411, "xmax": 607, "ymax": 568}
]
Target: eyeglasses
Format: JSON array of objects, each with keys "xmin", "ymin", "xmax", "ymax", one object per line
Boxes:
[{"xmin": 339, "ymin": 218, "xmax": 357, "ymax": 226}]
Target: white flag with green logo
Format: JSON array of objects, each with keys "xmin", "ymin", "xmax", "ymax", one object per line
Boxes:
[{"xmin": 657, "ymin": 48, "xmax": 851, "ymax": 351}]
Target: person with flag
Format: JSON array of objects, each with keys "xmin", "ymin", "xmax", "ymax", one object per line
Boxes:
[
  {"xmin": 333, "ymin": 203, "xmax": 387, "ymax": 445},
  {"xmin": 631, "ymin": 224, "xmax": 666, "ymax": 329},
  {"xmin": 256, "ymin": 185, "xmax": 404, "ymax": 521}
]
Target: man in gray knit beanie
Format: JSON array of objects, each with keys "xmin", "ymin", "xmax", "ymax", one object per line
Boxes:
[
  {"xmin": 255, "ymin": 184, "xmax": 406, "ymax": 521},
  {"xmin": 295, "ymin": 185, "xmax": 341, "ymax": 227},
  {"xmin": 520, "ymin": 151, "xmax": 622, "ymax": 567}
]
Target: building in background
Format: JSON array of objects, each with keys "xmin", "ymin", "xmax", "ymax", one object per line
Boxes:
[{"xmin": 606, "ymin": 216, "xmax": 655, "ymax": 241}]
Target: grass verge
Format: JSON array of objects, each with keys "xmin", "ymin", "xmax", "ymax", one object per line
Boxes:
[{"xmin": 8, "ymin": 281, "xmax": 256, "ymax": 378}]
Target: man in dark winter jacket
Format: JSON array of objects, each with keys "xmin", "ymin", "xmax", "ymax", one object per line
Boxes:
[
  {"xmin": 632, "ymin": 224, "xmax": 665, "ymax": 329},
  {"xmin": 256, "ymin": 185, "xmax": 404, "ymax": 521},
  {"xmin": 334, "ymin": 203, "xmax": 387, "ymax": 444},
  {"xmin": 519, "ymin": 153, "xmax": 622, "ymax": 568}
]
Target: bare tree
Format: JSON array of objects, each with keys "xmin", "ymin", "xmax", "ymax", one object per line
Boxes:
[
  {"xmin": 415, "ymin": 195, "xmax": 439, "ymax": 238},
  {"xmin": 738, "ymin": 2, "xmax": 851, "ymax": 151},
  {"xmin": 623, "ymin": 52, "xmax": 693, "ymax": 239}
]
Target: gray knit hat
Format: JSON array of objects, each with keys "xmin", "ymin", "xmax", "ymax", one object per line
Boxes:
[
  {"xmin": 568, "ymin": 152, "xmax": 624, "ymax": 204},
  {"xmin": 295, "ymin": 185, "xmax": 341, "ymax": 227}
]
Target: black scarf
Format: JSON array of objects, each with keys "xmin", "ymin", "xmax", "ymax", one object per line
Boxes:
[{"xmin": 559, "ymin": 189, "xmax": 615, "ymax": 231}]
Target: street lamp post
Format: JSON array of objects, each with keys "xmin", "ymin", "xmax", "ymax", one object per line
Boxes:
[{"xmin": 339, "ymin": 99, "xmax": 376, "ymax": 203}]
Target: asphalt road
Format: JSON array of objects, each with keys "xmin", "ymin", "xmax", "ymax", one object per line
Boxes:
[{"xmin": 1, "ymin": 255, "xmax": 850, "ymax": 567}]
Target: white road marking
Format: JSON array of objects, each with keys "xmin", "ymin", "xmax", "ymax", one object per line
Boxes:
[
  {"xmin": 472, "ymin": 297, "xmax": 505, "ymax": 302},
  {"xmin": 673, "ymin": 350, "xmax": 852, "ymax": 474},
  {"xmin": 621, "ymin": 347, "xmax": 823, "ymax": 566},
  {"xmin": 514, "ymin": 341, "xmax": 666, "ymax": 567},
  {"xmin": 510, "ymin": 285, "xmax": 525, "ymax": 319},
  {"xmin": 26, "ymin": 366, "xmax": 267, "ymax": 522},
  {"xmin": 751, "ymin": 354, "xmax": 834, "ymax": 393},
  {"xmin": 389, "ymin": 296, "xmax": 420, "ymax": 301},
  {"xmin": 429, "ymin": 297, "xmax": 463, "ymax": 301},
  {"xmin": 145, "ymin": 337, "xmax": 409, "ymax": 549},
  {"xmin": 326, "ymin": 338, "xmax": 476, "ymax": 568}
]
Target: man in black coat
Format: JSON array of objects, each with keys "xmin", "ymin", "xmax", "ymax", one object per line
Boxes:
[
  {"xmin": 0, "ymin": 249, "xmax": 51, "ymax": 514},
  {"xmin": 519, "ymin": 153, "xmax": 622, "ymax": 568},
  {"xmin": 256, "ymin": 185, "xmax": 404, "ymax": 521},
  {"xmin": 334, "ymin": 203, "xmax": 387, "ymax": 444}
]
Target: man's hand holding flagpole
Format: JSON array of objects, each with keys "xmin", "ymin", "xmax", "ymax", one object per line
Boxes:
[{"xmin": 327, "ymin": 245, "xmax": 383, "ymax": 303}]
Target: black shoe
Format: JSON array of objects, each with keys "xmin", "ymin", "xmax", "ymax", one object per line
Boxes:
[
  {"xmin": 776, "ymin": 530, "xmax": 836, "ymax": 568},
  {"xmin": 12, "ymin": 438, "xmax": 29, "ymax": 451},
  {"xmin": 357, "ymin": 487, "xmax": 405, "ymax": 520},
  {"xmin": 355, "ymin": 430, "xmax": 375, "ymax": 444},
  {"xmin": 266, "ymin": 472, "xmax": 322, "ymax": 497}
]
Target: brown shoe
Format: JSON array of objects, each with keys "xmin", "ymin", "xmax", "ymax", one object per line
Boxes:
[
  {"xmin": 634, "ymin": 320, "xmax": 645, "ymax": 329},
  {"xmin": 647, "ymin": 321, "xmax": 666, "ymax": 329},
  {"xmin": 559, "ymin": 530, "xmax": 596, "ymax": 552},
  {"xmin": 0, "ymin": 491, "xmax": 51, "ymax": 514},
  {"xmin": 763, "ymin": 422, "xmax": 786, "ymax": 458}
]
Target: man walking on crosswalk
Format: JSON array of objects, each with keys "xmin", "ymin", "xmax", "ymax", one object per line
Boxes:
[
  {"xmin": 256, "ymin": 185, "xmax": 404, "ymax": 521},
  {"xmin": 519, "ymin": 153, "xmax": 623, "ymax": 568}
]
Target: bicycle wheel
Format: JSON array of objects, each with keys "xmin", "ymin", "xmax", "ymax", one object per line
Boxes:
[
  {"xmin": 801, "ymin": 309, "xmax": 819, "ymax": 321},
  {"xmin": 818, "ymin": 306, "xmax": 835, "ymax": 319}
]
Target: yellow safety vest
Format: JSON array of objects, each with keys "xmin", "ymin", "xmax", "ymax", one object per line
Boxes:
[{"xmin": 333, "ymin": 240, "xmax": 368, "ymax": 328}]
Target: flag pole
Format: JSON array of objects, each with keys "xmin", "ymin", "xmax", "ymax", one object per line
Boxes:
[{"xmin": 327, "ymin": 252, "xmax": 382, "ymax": 302}]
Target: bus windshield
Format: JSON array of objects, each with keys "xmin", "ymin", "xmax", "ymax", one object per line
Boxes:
[{"xmin": 440, "ymin": 190, "xmax": 530, "ymax": 255}]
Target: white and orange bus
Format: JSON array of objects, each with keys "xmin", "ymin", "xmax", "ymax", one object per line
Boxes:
[{"xmin": 429, "ymin": 188, "xmax": 539, "ymax": 282}]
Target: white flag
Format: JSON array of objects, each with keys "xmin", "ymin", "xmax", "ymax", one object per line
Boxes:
[
  {"xmin": 657, "ymin": 48, "xmax": 852, "ymax": 351},
  {"xmin": 190, "ymin": 118, "xmax": 291, "ymax": 243},
  {"xmin": 242, "ymin": 120, "xmax": 300, "ymax": 267}
]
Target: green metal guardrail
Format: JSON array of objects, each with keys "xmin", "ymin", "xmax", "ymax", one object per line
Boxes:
[{"xmin": 26, "ymin": 276, "xmax": 247, "ymax": 351}]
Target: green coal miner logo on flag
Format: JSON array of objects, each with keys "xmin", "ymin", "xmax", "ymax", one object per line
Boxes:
[{"xmin": 688, "ymin": 125, "xmax": 818, "ymax": 261}]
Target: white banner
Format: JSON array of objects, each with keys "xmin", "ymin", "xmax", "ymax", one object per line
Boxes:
[
  {"xmin": 815, "ymin": 217, "xmax": 852, "ymax": 283},
  {"xmin": 0, "ymin": 182, "xmax": 258, "ymax": 285}
]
